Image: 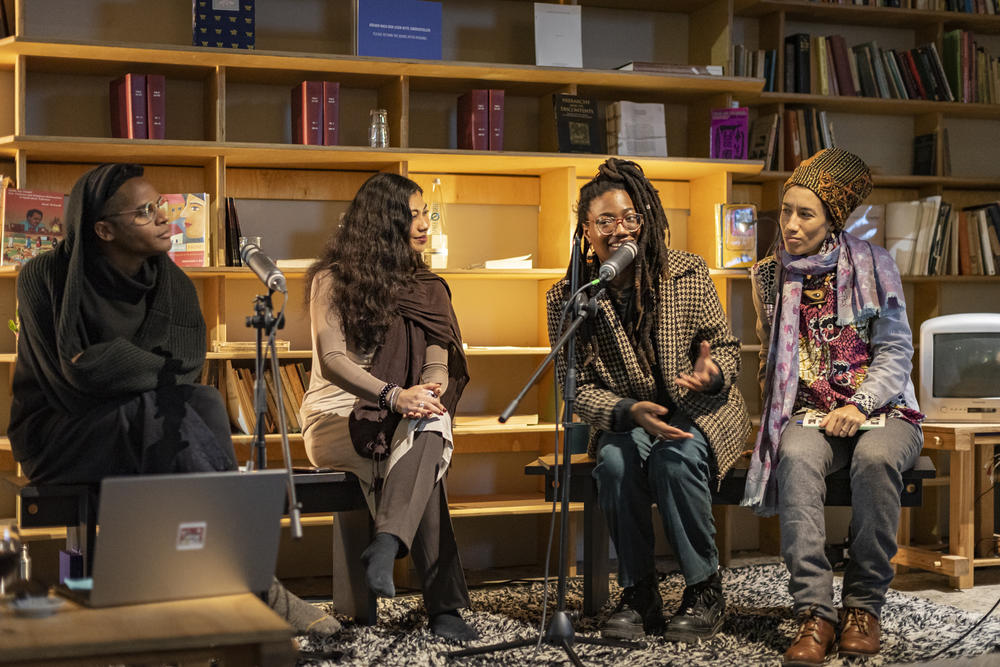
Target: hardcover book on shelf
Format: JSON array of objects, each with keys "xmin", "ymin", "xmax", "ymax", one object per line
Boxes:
[
  {"xmin": 146, "ymin": 74, "xmax": 166, "ymax": 140},
  {"xmin": 224, "ymin": 196, "xmax": 244, "ymax": 267},
  {"xmin": 843, "ymin": 204, "xmax": 885, "ymax": 248},
  {"xmin": 192, "ymin": 0, "xmax": 255, "ymax": 50},
  {"xmin": 322, "ymin": 81, "xmax": 340, "ymax": 146},
  {"xmin": 1, "ymin": 186, "xmax": 66, "ymax": 266},
  {"xmin": 716, "ymin": 203, "xmax": 757, "ymax": 269},
  {"xmin": 912, "ymin": 133, "xmax": 936, "ymax": 176},
  {"xmin": 785, "ymin": 33, "xmax": 811, "ymax": 93},
  {"xmin": 615, "ymin": 62, "xmax": 723, "ymax": 76},
  {"xmin": 291, "ymin": 81, "xmax": 323, "ymax": 146},
  {"xmin": 457, "ymin": 89, "xmax": 489, "ymax": 151},
  {"xmin": 488, "ymin": 89, "xmax": 504, "ymax": 151},
  {"xmin": 164, "ymin": 193, "xmax": 210, "ymax": 268},
  {"xmin": 550, "ymin": 93, "xmax": 601, "ymax": 154},
  {"xmin": 109, "ymin": 73, "xmax": 147, "ymax": 139},
  {"xmin": 606, "ymin": 101, "xmax": 667, "ymax": 157},
  {"xmin": 885, "ymin": 199, "xmax": 921, "ymax": 275},
  {"xmin": 533, "ymin": 2, "xmax": 582, "ymax": 68},
  {"xmin": 356, "ymin": 0, "xmax": 442, "ymax": 60},
  {"xmin": 709, "ymin": 107, "xmax": 749, "ymax": 160}
]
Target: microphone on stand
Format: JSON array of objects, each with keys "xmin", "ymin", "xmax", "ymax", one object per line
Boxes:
[
  {"xmin": 241, "ymin": 242, "xmax": 287, "ymax": 294},
  {"xmin": 597, "ymin": 240, "xmax": 639, "ymax": 283}
]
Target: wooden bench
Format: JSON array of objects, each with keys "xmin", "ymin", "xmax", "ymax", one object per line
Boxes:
[
  {"xmin": 13, "ymin": 469, "xmax": 377, "ymax": 625},
  {"xmin": 525, "ymin": 453, "xmax": 936, "ymax": 615}
]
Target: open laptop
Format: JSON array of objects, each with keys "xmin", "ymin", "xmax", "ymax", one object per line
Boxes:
[{"xmin": 60, "ymin": 469, "xmax": 287, "ymax": 607}]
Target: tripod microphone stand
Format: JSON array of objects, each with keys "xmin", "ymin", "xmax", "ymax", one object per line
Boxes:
[
  {"xmin": 448, "ymin": 239, "xmax": 643, "ymax": 665},
  {"xmin": 246, "ymin": 290, "xmax": 303, "ymax": 540}
]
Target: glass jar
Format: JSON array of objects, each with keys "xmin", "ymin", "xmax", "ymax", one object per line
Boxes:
[{"xmin": 368, "ymin": 108, "xmax": 389, "ymax": 148}]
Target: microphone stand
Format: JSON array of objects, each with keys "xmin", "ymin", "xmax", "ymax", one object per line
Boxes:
[
  {"xmin": 246, "ymin": 291, "xmax": 303, "ymax": 540},
  {"xmin": 448, "ymin": 239, "xmax": 643, "ymax": 665}
]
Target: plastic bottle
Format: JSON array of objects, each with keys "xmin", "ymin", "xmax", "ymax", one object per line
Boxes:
[
  {"xmin": 424, "ymin": 178, "xmax": 448, "ymax": 269},
  {"xmin": 19, "ymin": 543, "xmax": 30, "ymax": 582}
]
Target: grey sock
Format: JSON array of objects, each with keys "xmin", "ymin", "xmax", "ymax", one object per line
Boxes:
[
  {"xmin": 362, "ymin": 532, "xmax": 400, "ymax": 598},
  {"xmin": 267, "ymin": 577, "xmax": 342, "ymax": 636},
  {"xmin": 431, "ymin": 610, "xmax": 480, "ymax": 642}
]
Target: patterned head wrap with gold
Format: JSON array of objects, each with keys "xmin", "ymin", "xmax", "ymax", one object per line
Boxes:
[{"xmin": 783, "ymin": 148, "xmax": 873, "ymax": 231}]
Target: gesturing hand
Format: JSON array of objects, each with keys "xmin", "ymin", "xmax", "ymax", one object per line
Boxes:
[
  {"xmin": 629, "ymin": 401, "xmax": 694, "ymax": 441},
  {"xmin": 819, "ymin": 404, "xmax": 866, "ymax": 438},
  {"xmin": 675, "ymin": 340, "xmax": 722, "ymax": 394},
  {"xmin": 394, "ymin": 383, "xmax": 445, "ymax": 420}
]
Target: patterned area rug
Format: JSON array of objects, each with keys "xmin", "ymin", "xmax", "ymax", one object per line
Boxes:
[{"xmin": 295, "ymin": 562, "xmax": 1000, "ymax": 666}]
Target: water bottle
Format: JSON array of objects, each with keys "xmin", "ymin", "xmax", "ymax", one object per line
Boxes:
[
  {"xmin": 424, "ymin": 178, "xmax": 448, "ymax": 269},
  {"xmin": 19, "ymin": 544, "xmax": 30, "ymax": 582},
  {"xmin": 368, "ymin": 108, "xmax": 389, "ymax": 148}
]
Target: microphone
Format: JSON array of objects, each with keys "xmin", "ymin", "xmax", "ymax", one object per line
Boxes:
[
  {"xmin": 597, "ymin": 240, "xmax": 638, "ymax": 282},
  {"xmin": 240, "ymin": 242, "xmax": 287, "ymax": 294}
]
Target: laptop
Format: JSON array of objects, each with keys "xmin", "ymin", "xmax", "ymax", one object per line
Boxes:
[{"xmin": 60, "ymin": 469, "xmax": 287, "ymax": 607}]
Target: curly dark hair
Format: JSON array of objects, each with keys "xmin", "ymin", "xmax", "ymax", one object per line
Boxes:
[
  {"xmin": 573, "ymin": 158, "xmax": 672, "ymax": 373},
  {"xmin": 306, "ymin": 172, "xmax": 424, "ymax": 353}
]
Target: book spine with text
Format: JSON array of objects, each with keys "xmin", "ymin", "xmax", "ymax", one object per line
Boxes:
[
  {"xmin": 291, "ymin": 81, "xmax": 323, "ymax": 145},
  {"xmin": 457, "ymin": 89, "xmax": 489, "ymax": 151},
  {"xmin": 146, "ymin": 74, "xmax": 166, "ymax": 140},
  {"xmin": 110, "ymin": 73, "xmax": 148, "ymax": 139},
  {"xmin": 488, "ymin": 89, "xmax": 504, "ymax": 151},
  {"xmin": 322, "ymin": 81, "xmax": 340, "ymax": 146}
]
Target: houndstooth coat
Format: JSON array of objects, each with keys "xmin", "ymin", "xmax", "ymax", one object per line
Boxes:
[{"xmin": 546, "ymin": 250, "xmax": 752, "ymax": 482}]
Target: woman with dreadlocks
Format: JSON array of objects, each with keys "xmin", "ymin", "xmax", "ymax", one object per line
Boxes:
[{"xmin": 545, "ymin": 158, "xmax": 751, "ymax": 642}]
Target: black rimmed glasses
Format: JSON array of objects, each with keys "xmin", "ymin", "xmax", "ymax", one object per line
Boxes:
[
  {"xmin": 590, "ymin": 212, "xmax": 643, "ymax": 236},
  {"xmin": 106, "ymin": 195, "xmax": 168, "ymax": 226}
]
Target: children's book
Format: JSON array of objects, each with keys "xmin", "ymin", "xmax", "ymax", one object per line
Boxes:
[
  {"xmin": 800, "ymin": 410, "xmax": 886, "ymax": 431},
  {"xmin": 1, "ymin": 185, "xmax": 66, "ymax": 266},
  {"xmin": 164, "ymin": 192, "xmax": 210, "ymax": 267}
]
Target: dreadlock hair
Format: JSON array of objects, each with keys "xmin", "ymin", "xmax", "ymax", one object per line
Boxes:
[
  {"xmin": 305, "ymin": 172, "xmax": 425, "ymax": 353},
  {"xmin": 573, "ymin": 158, "xmax": 672, "ymax": 374}
]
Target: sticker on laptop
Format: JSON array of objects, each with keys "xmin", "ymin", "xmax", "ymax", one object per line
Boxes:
[{"xmin": 177, "ymin": 522, "xmax": 207, "ymax": 550}]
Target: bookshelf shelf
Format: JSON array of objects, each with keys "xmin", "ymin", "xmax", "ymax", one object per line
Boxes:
[
  {"xmin": 206, "ymin": 351, "xmax": 312, "ymax": 361},
  {"xmin": 736, "ymin": 1, "xmax": 1000, "ymax": 34},
  {"xmin": 751, "ymin": 93, "xmax": 1000, "ymax": 120},
  {"xmin": 737, "ymin": 171, "xmax": 1000, "ymax": 191}
]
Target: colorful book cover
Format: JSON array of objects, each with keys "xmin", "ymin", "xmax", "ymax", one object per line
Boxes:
[
  {"xmin": 710, "ymin": 107, "xmax": 749, "ymax": 160},
  {"xmin": 164, "ymin": 192, "xmax": 210, "ymax": 268},
  {"xmin": 716, "ymin": 203, "xmax": 756, "ymax": 269},
  {"xmin": 192, "ymin": 0, "xmax": 255, "ymax": 50},
  {"xmin": 1, "ymin": 187, "xmax": 66, "ymax": 266},
  {"xmin": 356, "ymin": 0, "xmax": 442, "ymax": 60}
]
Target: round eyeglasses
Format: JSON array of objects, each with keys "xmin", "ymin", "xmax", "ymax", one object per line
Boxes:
[
  {"xmin": 590, "ymin": 212, "xmax": 643, "ymax": 236},
  {"xmin": 106, "ymin": 195, "xmax": 169, "ymax": 226}
]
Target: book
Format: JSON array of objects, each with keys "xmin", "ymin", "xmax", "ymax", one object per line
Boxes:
[
  {"xmin": 710, "ymin": 107, "xmax": 749, "ymax": 160},
  {"xmin": 911, "ymin": 195, "xmax": 942, "ymax": 275},
  {"xmin": 884, "ymin": 199, "xmax": 921, "ymax": 275},
  {"xmin": 164, "ymin": 193, "xmax": 210, "ymax": 268},
  {"xmin": 224, "ymin": 196, "xmax": 243, "ymax": 267},
  {"xmin": 356, "ymin": 0, "xmax": 442, "ymax": 60},
  {"xmin": 800, "ymin": 410, "xmax": 886, "ymax": 431},
  {"xmin": 1, "ymin": 186, "xmax": 66, "ymax": 266},
  {"xmin": 827, "ymin": 34, "xmax": 857, "ymax": 96},
  {"xmin": 322, "ymin": 81, "xmax": 340, "ymax": 146},
  {"xmin": 785, "ymin": 33, "xmax": 811, "ymax": 93},
  {"xmin": 747, "ymin": 113, "xmax": 779, "ymax": 171},
  {"xmin": 457, "ymin": 89, "xmax": 489, "ymax": 151},
  {"xmin": 467, "ymin": 254, "xmax": 533, "ymax": 270},
  {"xmin": 843, "ymin": 204, "xmax": 885, "ymax": 247},
  {"xmin": 615, "ymin": 62, "xmax": 723, "ymax": 76},
  {"xmin": 291, "ymin": 81, "xmax": 323, "ymax": 146},
  {"xmin": 146, "ymin": 74, "xmax": 166, "ymax": 140},
  {"xmin": 550, "ymin": 93, "xmax": 601, "ymax": 154},
  {"xmin": 192, "ymin": 0, "xmax": 255, "ymax": 50},
  {"xmin": 533, "ymin": 2, "xmax": 582, "ymax": 68},
  {"xmin": 783, "ymin": 108, "xmax": 802, "ymax": 168},
  {"xmin": 456, "ymin": 414, "xmax": 539, "ymax": 427},
  {"xmin": 606, "ymin": 101, "xmax": 667, "ymax": 157},
  {"xmin": 224, "ymin": 362, "xmax": 253, "ymax": 435},
  {"xmin": 211, "ymin": 340, "xmax": 291, "ymax": 353},
  {"xmin": 716, "ymin": 203, "xmax": 757, "ymax": 269},
  {"xmin": 488, "ymin": 88, "xmax": 504, "ymax": 151},
  {"xmin": 109, "ymin": 73, "xmax": 147, "ymax": 139},
  {"xmin": 912, "ymin": 133, "xmax": 936, "ymax": 176}
]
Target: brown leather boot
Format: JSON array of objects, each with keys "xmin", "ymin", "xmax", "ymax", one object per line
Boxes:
[
  {"xmin": 783, "ymin": 612, "xmax": 836, "ymax": 666},
  {"xmin": 839, "ymin": 607, "xmax": 880, "ymax": 657}
]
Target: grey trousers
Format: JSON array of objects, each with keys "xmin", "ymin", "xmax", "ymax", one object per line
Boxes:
[
  {"xmin": 593, "ymin": 413, "xmax": 719, "ymax": 589},
  {"xmin": 777, "ymin": 416, "xmax": 923, "ymax": 624},
  {"xmin": 375, "ymin": 430, "xmax": 471, "ymax": 616}
]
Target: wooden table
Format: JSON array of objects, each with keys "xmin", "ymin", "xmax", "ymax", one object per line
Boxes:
[
  {"xmin": 0, "ymin": 592, "xmax": 296, "ymax": 666},
  {"xmin": 893, "ymin": 422, "xmax": 1000, "ymax": 589}
]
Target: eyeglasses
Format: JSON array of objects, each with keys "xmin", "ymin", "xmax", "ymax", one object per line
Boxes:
[
  {"xmin": 106, "ymin": 195, "xmax": 169, "ymax": 226},
  {"xmin": 590, "ymin": 212, "xmax": 643, "ymax": 236}
]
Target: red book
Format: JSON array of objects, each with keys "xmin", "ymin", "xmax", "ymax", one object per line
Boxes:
[
  {"xmin": 457, "ymin": 89, "xmax": 488, "ymax": 151},
  {"xmin": 488, "ymin": 89, "xmax": 504, "ymax": 151},
  {"xmin": 146, "ymin": 74, "xmax": 166, "ymax": 140},
  {"xmin": 291, "ymin": 81, "xmax": 323, "ymax": 145},
  {"xmin": 827, "ymin": 34, "xmax": 856, "ymax": 96},
  {"xmin": 901, "ymin": 50, "xmax": 928, "ymax": 100},
  {"xmin": 322, "ymin": 81, "xmax": 340, "ymax": 146},
  {"xmin": 110, "ymin": 73, "xmax": 147, "ymax": 139}
]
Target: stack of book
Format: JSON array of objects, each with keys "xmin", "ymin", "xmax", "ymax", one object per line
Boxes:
[
  {"xmin": 222, "ymin": 361, "xmax": 310, "ymax": 435},
  {"xmin": 605, "ymin": 101, "xmax": 667, "ymax": 157},
  {"xmin": 291, "ymin": 81, "xmax": 340, "ymax": 146},
  {"xmin": 110, "ymin": 73, "xmax": 166, "ymax": 139},
  {"xmin": 457, "ymin": 89, "xmax": 504, "ymax": 151}
]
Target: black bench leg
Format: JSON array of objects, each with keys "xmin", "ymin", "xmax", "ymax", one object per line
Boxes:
[
  {"xmin": 332, "ymin": 507, "xmax": 376, "ymax": 625},
  {"xmin": 582, "ymin": 477, "xmax": 609, "ymax": 616}
]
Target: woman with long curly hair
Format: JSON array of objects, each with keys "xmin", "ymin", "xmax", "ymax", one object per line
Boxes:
[
  {"xmin": 545, "ymin": 158, "xmax": 750, "ymax": 643},
  {"xmin": 300, "ymin": 172, "xmax": 477, "ymax": 641}
]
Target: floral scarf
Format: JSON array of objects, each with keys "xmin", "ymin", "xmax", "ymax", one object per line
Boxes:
[{"xmin": 742, "ymin": 231, "xmax": 903, "ymax": 516}]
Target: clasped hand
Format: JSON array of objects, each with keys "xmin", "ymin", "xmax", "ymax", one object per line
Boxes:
[
  {"xmin": 818, "ymin": 404, "xmax": 865, "ymax": 438},
  {"xmin": 395, "ymin": 383, "xmax": 446, "ymax": 420}
]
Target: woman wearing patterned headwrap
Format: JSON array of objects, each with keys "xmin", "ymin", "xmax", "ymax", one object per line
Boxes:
[
  {"xmin": 743, "ymin": 148, "xmax": 923, "ymax": 665},
  {"xmin": 545, "ymin": 158, "xmax": 751, "ymax": 642}
]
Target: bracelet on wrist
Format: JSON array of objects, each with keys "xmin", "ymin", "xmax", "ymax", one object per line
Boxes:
[
  {"xmin": 388, "ymin": 386, "xmax": 402, "ymax": 412},
  {"xmin": 378, "ymin": 382, "xmax": 398, "ymax": 411}
]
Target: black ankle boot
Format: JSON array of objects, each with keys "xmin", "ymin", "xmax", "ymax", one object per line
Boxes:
[
  {"xmin": 663, "ymin": 571, "xmax": 725, "ymax": 642},
  {"xmin": 601, "ymin": 574, "xmax": 664, "ymax": 640}
]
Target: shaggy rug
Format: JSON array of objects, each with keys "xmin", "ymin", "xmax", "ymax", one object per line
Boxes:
[{"xmin": 295, "ymin": 563, "xmax": 1000, "ymax": 666}]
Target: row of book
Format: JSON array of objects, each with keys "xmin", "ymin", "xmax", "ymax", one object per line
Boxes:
[
  {"xmin": 746, "ymin": 107, "xmax": 838, "ymax": 171},
  {"xmin": 941, "ymin": 29, "xmax": 1000, "ymax": 104},
  {"xmin": 731, "ymin": 45, "xmax": 779, "ymax": 92},
  {"xmin": 858, "ymin": 196, "xmax": 1000, "ymax": 275},
  {"xmin": 219, "ymin": 361, "xmax": 311, "ymax": 436},
  {"xmin": 110, "ymin": 73, "xmax": 166, "ymax": 140},
  {"xmin": 456, "ymin": 89, "xmax": 504, "ymax": 151},
  {"xmin": 605, "ymin": 101, "xmax": 667, "ymax": 158},
  {"xmin": 0, "ymin": 182, "xmax": 209, "ymax": 267},
  {"xmin": 291, "ymin": 81, "xmax": 341, "ymax": 146},
  {"xmin": 811, "ymin": 0, "xmax": 999, "ymax": 11}
]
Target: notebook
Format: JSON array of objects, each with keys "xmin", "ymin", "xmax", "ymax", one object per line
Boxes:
[{"xmin": 60, "ymin": 470, "xmax": 287, "ymax": 607}]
